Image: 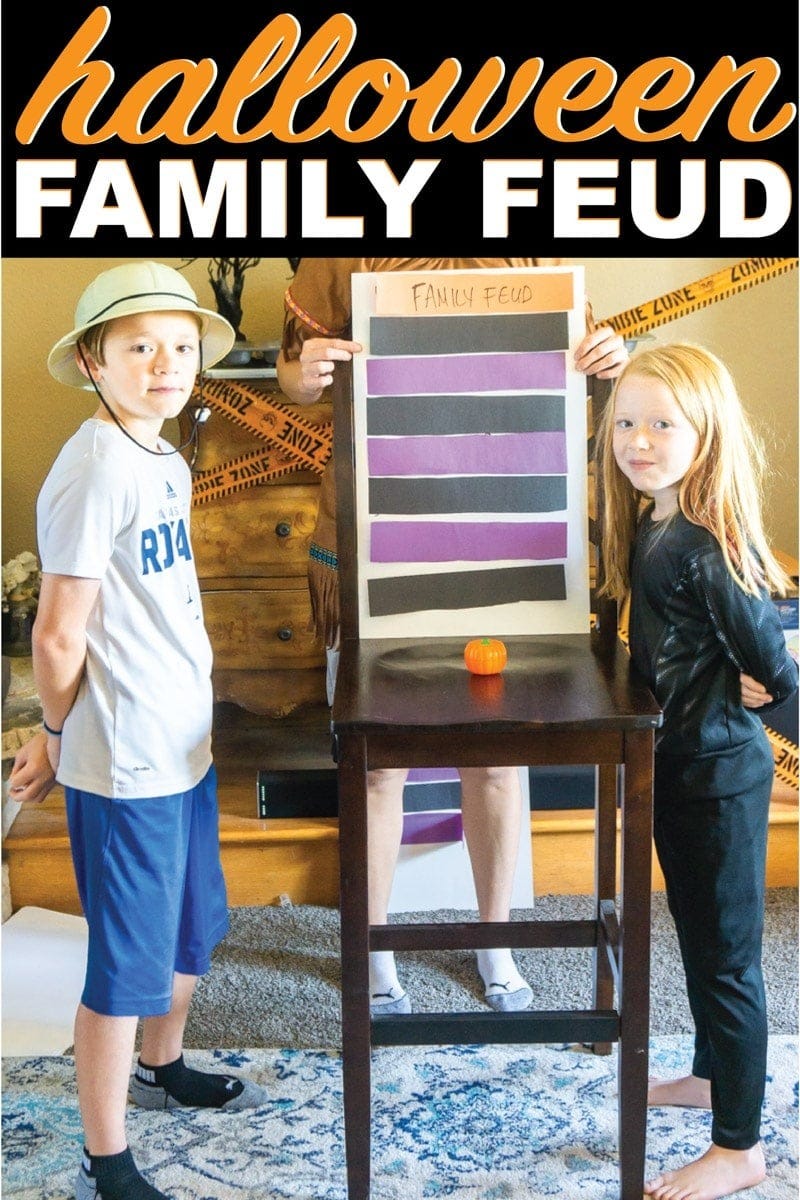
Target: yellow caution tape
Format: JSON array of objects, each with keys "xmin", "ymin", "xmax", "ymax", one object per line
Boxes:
[
  {"xmin": 195, "ymin": 378, "xmax": 332, "ymax": 464},
  {"xmin": 603, "ymin": 257, "xmax": 798, "ymax": 339},
  {"xmin": 188, "ymin": 378, "xmax": 333, "ymax": 503},
  {"xmin": 190, "ymin": 445, "xmax": 305, "ymax": 506},
  {"xmin": 764, "ymin": 725, "xmax": 799, "ymax": 791}
]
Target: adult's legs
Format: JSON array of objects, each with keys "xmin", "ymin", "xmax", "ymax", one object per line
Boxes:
[
  {"xmin": 460, "ymin": 766, "xmax": 523, "ymax": 920},
  {"xmin": 366, "ymin": 764, "xmax": 532, "ymax": 1012},
  {"xmin": 367, "ymin": 767, "xmax": 412, "ymax": 1012},
  {"xmin": 367, "ymin": 768, "xmax": 410, "ymax": 926},
  {"xmin": 461, "ymin": 766, "xmax": 532, "ymax": 1010},
  {"xmin": 328, "ymin": 639, "xmax": 413, "ymax": 1012}
]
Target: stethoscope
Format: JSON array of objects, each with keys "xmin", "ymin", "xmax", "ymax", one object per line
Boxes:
[{"xmin": 78, "ymin": 343, "xmax": 210, "ymax": 469}]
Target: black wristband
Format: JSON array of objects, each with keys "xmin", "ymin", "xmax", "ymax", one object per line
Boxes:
[{"xmin": 42, "ymin": 720, "xmax": 63, "ymax": 737}]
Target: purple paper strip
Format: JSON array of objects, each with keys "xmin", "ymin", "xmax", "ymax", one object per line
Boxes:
[
  {"xmin": 366, "ymin": 352, "xmax": 566, "ymax": 395},
  {"xmin": 367, "ymin": 432, "xmax": 567, "ymax": 476},
  {"xmin": 407, "ymin": 767, "xmax": 459, "ymax": 783},
  {"xmin": 370, "ymin": 521, "xmax": 567, "ymax": 563},
  {"xmin": 401, "ymin": 810, "xmax": 464, "ymax": 845}
]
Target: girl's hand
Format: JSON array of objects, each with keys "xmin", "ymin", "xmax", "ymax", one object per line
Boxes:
[
  {"xmin": 740, "ymin": 672, "xmax": 773, "ymax": 708},
  {"xmin": 8, "ymin": 730, "xmax": 57, "ymax": 805},
  {"xmin": 574, "ymin": 326, "xmax": 629, "ymax": 380}
]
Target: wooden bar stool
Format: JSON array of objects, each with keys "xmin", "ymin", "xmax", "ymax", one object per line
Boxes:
[
  {"xmin": 333, "ymin": 635, "xmax": 660, "ymax": 1199},
  {"xmin": 329, "ymin": 284, "xmax": 662, "ymax": 1197}
]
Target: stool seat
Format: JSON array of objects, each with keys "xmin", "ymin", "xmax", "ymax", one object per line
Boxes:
[{"xmin": 333, "ymin": 632, "xmax": 661, "ymax": 1199}]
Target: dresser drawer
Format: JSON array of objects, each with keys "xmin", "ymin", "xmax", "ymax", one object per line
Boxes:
[
  {"xmin": 201, "ymin": 585, "xmax": 324, "ymax": 671},
  {"xmin": 191, "ymin": 486, "xmax": 320, "ymax": 579}
]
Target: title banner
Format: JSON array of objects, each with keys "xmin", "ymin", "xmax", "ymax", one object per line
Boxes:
[{"xmin": 2, "ymin": 0, "xmax": 798, "ymax": 257}]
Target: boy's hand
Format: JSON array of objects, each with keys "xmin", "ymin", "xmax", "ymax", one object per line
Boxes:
[{"xmin": 8, "ymin": 730, "xmax": 57, "ymax": 805}]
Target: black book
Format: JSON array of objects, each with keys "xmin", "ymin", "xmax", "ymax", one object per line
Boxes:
[{"xmin": 256, "ymin": 769, "xmax": 338, "ymax": 819}]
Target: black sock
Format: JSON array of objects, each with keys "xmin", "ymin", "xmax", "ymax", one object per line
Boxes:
[
  {"xmin": 83, "ymin": 1147, "xmax": 169, "ymax": 1200},
  {"xmin": 136, "ymin": 1054, "xmax": 244, "ymax": 1108}
]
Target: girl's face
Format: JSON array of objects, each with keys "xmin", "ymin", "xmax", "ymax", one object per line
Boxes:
[
  {"xmin": 612, "ymin": 373, "xmax": 700, "ymax": 520},
  {"xmin": 81, "ymin": 311, "xmax": 201, "ymax": 443}
]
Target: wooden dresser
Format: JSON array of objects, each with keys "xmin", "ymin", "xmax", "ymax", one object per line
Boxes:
[{"xmin": 180, "ymin": 375, "xmax": 332, "ymax": 717}]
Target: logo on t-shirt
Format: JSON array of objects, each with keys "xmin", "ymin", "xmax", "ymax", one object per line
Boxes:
[{"xmin": 141, "ymin": 519, "xmax": 193, "ymax": 574}]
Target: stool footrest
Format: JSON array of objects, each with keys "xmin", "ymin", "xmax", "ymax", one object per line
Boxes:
[
  {"xmin": 370, "ymin": 918, "xmax": 603, "ymax": 952},
  {"xmin": 370, "ymin": 1008, "xmax": 620, "ymax": 1047}
]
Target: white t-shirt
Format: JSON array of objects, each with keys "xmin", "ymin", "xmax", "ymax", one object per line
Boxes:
[{"xmin": 37, "ymin": 419, "xmax": 213, "ymax": 798}]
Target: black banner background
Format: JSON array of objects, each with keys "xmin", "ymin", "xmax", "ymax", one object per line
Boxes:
[{"xmin": 2, "ymin": 0, "xmax": 798, "ymax": 258}]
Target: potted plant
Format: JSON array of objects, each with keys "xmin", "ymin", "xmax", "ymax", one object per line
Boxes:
[{"xmin": 181, "ymin": 258, "xmax": 262, "ymax": 360}]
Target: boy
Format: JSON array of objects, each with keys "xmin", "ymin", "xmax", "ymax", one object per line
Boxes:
[{"xmin": 9, "ymin": 261, "xmax": 268, "ymax": 1200}]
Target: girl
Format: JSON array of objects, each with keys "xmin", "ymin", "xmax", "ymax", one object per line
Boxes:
[{"xmin": 597, "ymin": 342, "xmax": 798, "ymax": 1200}]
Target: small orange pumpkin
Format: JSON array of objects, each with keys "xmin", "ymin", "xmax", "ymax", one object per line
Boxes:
[{"xmin": 464, "ymin": 637, "xmax": 507, "ymax": 676}]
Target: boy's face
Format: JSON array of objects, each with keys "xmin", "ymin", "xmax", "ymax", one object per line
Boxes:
[{"xmin": 81, "ymin": 310, "xmax": 201, "ymax": 427}]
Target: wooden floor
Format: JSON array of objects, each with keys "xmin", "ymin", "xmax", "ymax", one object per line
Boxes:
[{"xmin": 3, "ymin": 701, "xmax": 798, "ymax": 915}]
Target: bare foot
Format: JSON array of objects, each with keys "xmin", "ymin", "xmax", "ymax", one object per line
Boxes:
[
  {"xmin": 644, "ymin": 1143, "xmax": 766, "ymax": 1199},
  {"xmin": 648, "ymin": 1073, "xmax": 712, "ymax": 1108}
]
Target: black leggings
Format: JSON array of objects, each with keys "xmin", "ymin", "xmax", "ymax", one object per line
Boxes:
[{"xmin": 653, "ymin": 744, "xmax": 773, "ymax": 1150}]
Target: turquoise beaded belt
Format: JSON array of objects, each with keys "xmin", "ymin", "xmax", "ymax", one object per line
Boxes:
[{"xmin": 309, "ymin": 542, "xmax": 338, "ymax": 570}]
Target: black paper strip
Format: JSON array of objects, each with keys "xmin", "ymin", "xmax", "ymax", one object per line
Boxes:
[
  {"xmin": 368, "ymin": 564, "xmax": 567, "ymax": 614},
  {"xmin": 368, "ymin": 475, "xmax": 567, "ymax": 514},
  {"xmin": 366, "ymin": 393, "xmax": 565, "ymax": 436},
  {"xmin": 369, "ymin": 312, "xmax": 569, "ymax": 356}
]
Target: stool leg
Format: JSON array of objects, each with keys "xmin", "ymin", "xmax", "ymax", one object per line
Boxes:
[
  {"xmin": 618, "ymin": 729, "xmax": 653, "ymax": 1199},
  {"xmin": 592, "ymin": 764, "xmax": 617, "ymax": 1055},
  {"xmin": 338, "ymin": 735, "xmax": 373, "ymax": 1199}
]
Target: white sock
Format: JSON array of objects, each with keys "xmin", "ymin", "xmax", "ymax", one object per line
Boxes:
[
  {"xmin": 369, "ymin": 950, "xmax": 406, "ymax": 1006},
  {"xmin": 475, "ymin": 948, "xmax": 530, "ymax": 998}
]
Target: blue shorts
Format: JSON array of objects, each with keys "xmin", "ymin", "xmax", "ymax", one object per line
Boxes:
[{"xmin": 65, "ymin": 765, "xmax": 229, "ymax": 1017}]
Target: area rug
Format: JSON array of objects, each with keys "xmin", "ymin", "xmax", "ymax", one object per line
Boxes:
[{"xmin": 3, "ymin": 1036, "xmax": 797, "ymax": 1199}]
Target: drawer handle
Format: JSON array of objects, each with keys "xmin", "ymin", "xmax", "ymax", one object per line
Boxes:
[
  {"xmin": 277, "ymin": 627, "xmax": 293, "ymax": 642},
  {"xmin": 275, "ymin": 521, "xmax": 292, "ymax": 538}
]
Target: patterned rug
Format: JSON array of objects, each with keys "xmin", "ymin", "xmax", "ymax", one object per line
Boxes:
[{"xmin": 3, "ymin": 1036, "xmax": 797, "ymax": 1199}]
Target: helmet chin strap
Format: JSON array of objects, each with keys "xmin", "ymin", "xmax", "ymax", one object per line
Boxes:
[{"xmin": 77, "ymin": 344, "xmax": 210, "ymax": 466}]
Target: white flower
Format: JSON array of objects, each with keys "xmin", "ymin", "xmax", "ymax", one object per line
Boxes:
[{"xmin": 2, "ymin": 551, "xmax": 41, "ymax": 613}]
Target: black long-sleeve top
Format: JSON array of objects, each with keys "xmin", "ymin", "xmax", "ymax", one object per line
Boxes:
[{"xmin": 629, "ymin": 510, "xmax": 798, "ymax": 795}]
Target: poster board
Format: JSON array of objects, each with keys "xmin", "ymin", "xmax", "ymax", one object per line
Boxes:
[{"xmin": 350, "ymin": 266, "xmax": 590, "ymax": 639}]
